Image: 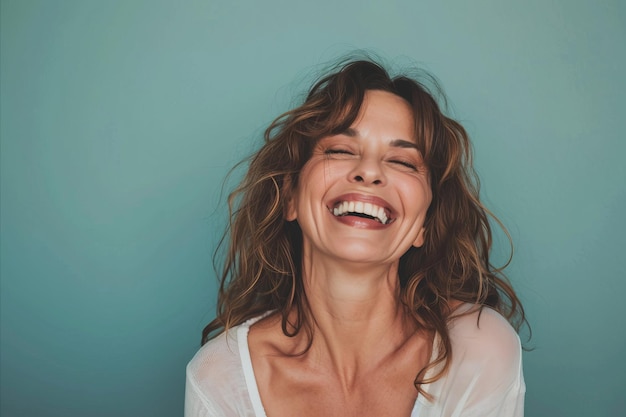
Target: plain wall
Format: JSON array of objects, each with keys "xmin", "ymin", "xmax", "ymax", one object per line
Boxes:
[{"xmin": 1, "ymin": 0, "xmax": 624, "ymax": 416}]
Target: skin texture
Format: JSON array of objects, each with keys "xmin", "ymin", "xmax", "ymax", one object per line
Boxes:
[{"xmin": 249, "ymin": 91, "xmax": 434, "ymax": 417}]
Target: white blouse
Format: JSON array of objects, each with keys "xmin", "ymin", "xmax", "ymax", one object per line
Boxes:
[{"xmin": 185, "ymin": 306, "xmax": 525, "ymax": 417}]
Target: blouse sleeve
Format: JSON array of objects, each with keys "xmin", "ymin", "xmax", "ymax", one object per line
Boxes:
[
  {"xmin": 184, "ymin": 329, "xmax": 260, "ymax": 417},
  {"xmin": 419, "ymin": 307, "xmax": 526, "ymax": 417},
  {"xmin": 185, "ymin": 367, "xmax": 218, "ymax": 417}
]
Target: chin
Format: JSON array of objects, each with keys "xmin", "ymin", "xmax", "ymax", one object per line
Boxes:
[{"xmin": 327, "ymin": 242, "xmax": 398, "ymax": 265}]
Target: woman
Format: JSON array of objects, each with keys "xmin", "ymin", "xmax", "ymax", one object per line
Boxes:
[{"xmin": 185, "ymin": 58, "xmax": 527, "ymax": 417}]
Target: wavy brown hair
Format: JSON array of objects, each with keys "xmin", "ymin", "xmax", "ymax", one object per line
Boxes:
[{"xmin": 201, "ymin": 58, "xmax": 527, "ymax": 396}]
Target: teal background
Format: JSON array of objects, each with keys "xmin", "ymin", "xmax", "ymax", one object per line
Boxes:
[{"xmin": 1, "ymin": 0, "xmax": 624, "ymax": 416}]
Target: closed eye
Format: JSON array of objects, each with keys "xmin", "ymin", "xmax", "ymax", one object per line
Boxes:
[
  {"xmin": 389, "ymin": 160, "xmax": 418, "ymax": 170},
  {"xmin": 324, "ymin": 148, "xmax": 354, "ymax": 155}
]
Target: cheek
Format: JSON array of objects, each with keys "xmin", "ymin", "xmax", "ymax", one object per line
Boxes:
[
  {"xmin": 402, "ymin": 181, "xmax": 432, "ymax": 212},
  {"xmin": 299, "ymin": 160, "xmax": 339, "ymax": 195}
]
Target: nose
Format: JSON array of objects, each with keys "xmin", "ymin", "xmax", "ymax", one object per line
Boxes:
[{"xmin": 348, "ymin": 157, "xmax": 385, "ymax": 185}]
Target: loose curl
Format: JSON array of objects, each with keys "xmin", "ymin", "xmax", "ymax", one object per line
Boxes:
[{"xmin": 202, "ymin": 58, "xmax": 527, "ymax": 397}]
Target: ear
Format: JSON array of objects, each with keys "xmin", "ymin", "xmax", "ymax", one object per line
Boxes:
[
  {"xmin": 285, "ymin": 196, "xmax": 297, "ymax": 221},
  {"xmin": 283, "ymin": 175, "xmax": 297, "ymax": 221},
  {"xmin": 412, "ymin": 227, "xmax": 425, "ymax": 248}
]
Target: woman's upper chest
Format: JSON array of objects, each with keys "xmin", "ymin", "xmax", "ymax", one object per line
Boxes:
[
  {"xmin": 249, "ymin": 332, "xmax": 429, "ymax": 417},
  {"xmin": 258, "ymin": 358, "xmax": 420, "ymax": 417}
]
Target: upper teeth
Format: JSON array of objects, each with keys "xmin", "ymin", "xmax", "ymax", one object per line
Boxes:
[{"xmin": 332, "ymin": 201, "xmax": 389, "ymax": 224}]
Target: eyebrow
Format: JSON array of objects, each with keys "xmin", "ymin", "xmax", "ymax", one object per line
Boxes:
[
  {"xmin": 389, "ymin": 139, "xmax": 419, "ymax": 150},
  {"xmin": 341, "ymin": 128, "xmax": 418, "ymax": 150}
]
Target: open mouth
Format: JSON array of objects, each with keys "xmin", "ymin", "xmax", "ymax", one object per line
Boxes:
[{"xmin": 331, "ymin": 200, "xmax": 392, "ymax": 224}]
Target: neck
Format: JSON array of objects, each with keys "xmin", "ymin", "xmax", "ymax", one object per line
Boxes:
[{"xmin": 298, "ymin": 253, "xmax": 417, "ymax": 386}]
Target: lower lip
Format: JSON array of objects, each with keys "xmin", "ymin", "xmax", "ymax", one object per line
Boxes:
[{"xmin": 332, "ymin": 214, "xmax": 390, "ymax": 229}]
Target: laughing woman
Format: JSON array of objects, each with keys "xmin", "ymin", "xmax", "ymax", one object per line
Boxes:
[{"xmin": 185, "ymin": 59, "xmax": 527, "ymax": 417}]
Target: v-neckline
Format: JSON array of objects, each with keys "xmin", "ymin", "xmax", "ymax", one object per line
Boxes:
[{"xmin": 236, "ymin": 313, "xmax": 436, "ymax": 417}]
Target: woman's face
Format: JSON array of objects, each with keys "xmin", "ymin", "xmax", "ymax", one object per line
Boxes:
[{"xmin": 287, "ymin": 90, "xmax": 432, "ymax": 266}]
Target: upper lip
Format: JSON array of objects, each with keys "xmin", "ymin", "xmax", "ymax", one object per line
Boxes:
[{"xmin": 327, "ymin": 193, "xmax": 396, "ymax": 220}]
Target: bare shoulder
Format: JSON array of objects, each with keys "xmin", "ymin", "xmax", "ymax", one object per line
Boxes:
[{"xmin": 248, "ymin": 311, "xmax": 307, "ymax": 356}]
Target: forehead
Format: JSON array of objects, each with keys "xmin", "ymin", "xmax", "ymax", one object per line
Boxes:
[{"xmin": 354, "ymin": 90, "xmax": 415, "ymax": 138}]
